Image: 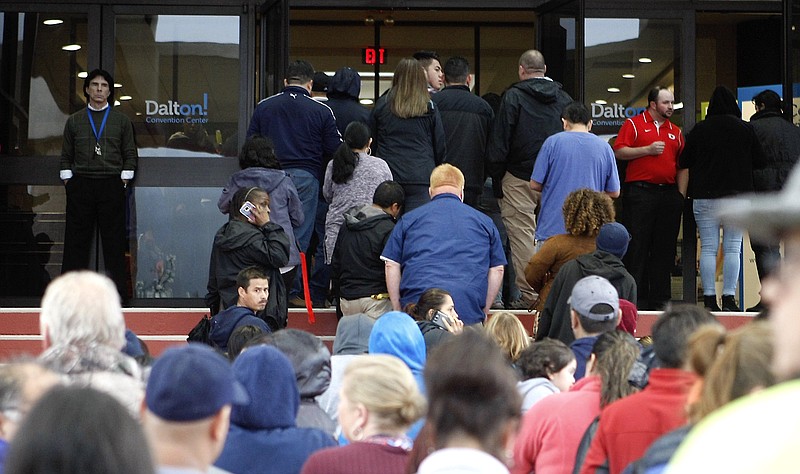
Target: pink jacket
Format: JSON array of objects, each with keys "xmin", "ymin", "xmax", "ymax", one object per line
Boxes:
[{"xmin": 512, "ymin": 376, "xmax": 602, "ymax": 474}]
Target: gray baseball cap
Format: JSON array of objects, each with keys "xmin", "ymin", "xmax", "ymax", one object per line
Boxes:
[{"xmin": 569, "ymin": 275, "xmax": 619, "ymax": 321}]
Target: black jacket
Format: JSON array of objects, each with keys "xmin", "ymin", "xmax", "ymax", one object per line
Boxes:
[
  {"xmin": 749, "ymin": 109, "xmax": 800, "ymax": 191},
  {"xmin": 330, "ymin": 204, "xmax": 395, "ymax": 299},
  {"xmin": 680, "ymin": 114, "xmax": 766, "ymax": 199},
  {"xmin": 369, "ymin": 94, "xmax": 447, "ymax": 185},
  {"xmin": 536, "ymin": 250, "xmax": 637, "ymax": 344},
  {"xmin": 205, "ymin": 220, "xmax": 290, "ymax": 329},
  {"xmin": 486, "ymin": 77, "xmax": 573, "ymax": 186},
  {"xmin": 432, "ymin": 85, "xmax": 495, "ymax": 203}
]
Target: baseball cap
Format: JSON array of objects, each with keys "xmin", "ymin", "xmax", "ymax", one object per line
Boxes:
[
  {"xmin": 312, "ymin": 71, "xmax": 330, "ymax": 92},
  {"xmin": 718, "ymin": 165, "xmax": 800, "ymax": 243},
  {"xmin": 569, "ymin": 275, "xmax": 620, "ymax": 321},
  {"xmin": 146, "ymin": 344, "xmax": 249, "ymax": 422},
  {"xmin": 596, "ymin": 222, "xmax": 631, "ymax": 259}
]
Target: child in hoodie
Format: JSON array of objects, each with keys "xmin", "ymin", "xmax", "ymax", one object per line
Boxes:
[{"xmin": 516, "ymin": 338, "xmax": 576, "ymax": 413}]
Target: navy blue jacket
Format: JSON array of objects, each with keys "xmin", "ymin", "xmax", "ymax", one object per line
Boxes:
[
  {"xmin": 209, "ymin": 305, "xmax": 270, "ymax": 352},
  {"xmin": 247, "ymin": 85, "xmax": 342, "ymax": 180},
  {"xmin": 215, "ymin": 345, "xmax": 335, "ymax": 474}
]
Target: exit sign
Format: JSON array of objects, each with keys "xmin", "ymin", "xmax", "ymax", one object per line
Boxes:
[{"xmin": 362, "ymin": 47, "xmax": 386, "ymax": 65}]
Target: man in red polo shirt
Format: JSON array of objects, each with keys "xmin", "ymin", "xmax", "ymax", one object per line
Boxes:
[{"xmin": 613, "ymin": 87, "xmax": 686, "ymax": 310}]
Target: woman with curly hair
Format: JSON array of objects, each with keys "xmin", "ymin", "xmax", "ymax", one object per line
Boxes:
[{"xmin": 524, "ymin": 189, "xmax": 615, "ymax": 314}]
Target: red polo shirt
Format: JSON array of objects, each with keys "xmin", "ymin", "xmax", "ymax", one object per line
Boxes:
[{"xmin": 614, "ymin": 111, "xmax": 684, "ymax": 184}]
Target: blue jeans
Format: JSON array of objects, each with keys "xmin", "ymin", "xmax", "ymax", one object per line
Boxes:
[
  {"xmin": 287, "ymin": 168, "xmax": 318, "ymax": 253},
  {"xmin": 693, "ymin": 198, "xmax": 743, "ymax": 296}
]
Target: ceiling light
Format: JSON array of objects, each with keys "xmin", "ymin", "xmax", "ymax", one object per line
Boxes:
[
  {"xmin": 114, "ymin": 100, "xmax": 121, "ymax": 106},
  {"xmin": 114, "ymin": 83, "xmax": 123, "ymax": 88},
  {"xmin": 622, "ymin": 74, "xmax": 635, "ymax": 79},
  {"xmin": 43, "ymin": 19, "xmax": 63, "ymax": 26},
  {"xmin": 638, "ymin": 57, "xmax": 652, "ymax": 63},
  {"xmin": 359, "ymin": 99, "xmax": 374, "ymax": 105},
  {"xmin": 119, "ymin": 95, "xmax": 132, "ymax": 101},
  {"xmin": 674, "ymin": 102, "xmax": 684, "ymax": 110},
  {"xmin": 61, "ymin": 44, "xmax": 81, "ymax": 52},
  {"xmin": 595, "ymin": 100, "xmax": 608, "ymax": 105},
  {"xmin": 607, "ymin": 87, "xmax": 620, "ymax": 93},
  {"xmin": 78, "ymin": 72, "xmax": 88, "ymax": 79}
]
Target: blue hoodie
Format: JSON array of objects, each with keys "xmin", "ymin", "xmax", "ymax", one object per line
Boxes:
[
  {"xmin": 208, "ymin": 305, "xmax": 270, "ymax": 352},
  {"xmin": 368, "ymin": 311, "xmax": 427, "ymax": 440},
  {"xmin": 368, "ymin": 311, "xmax": 426, "ymax": 393},
  {"xmin": 215, "ymin": 346, "xmax": 335, "ymax": 474}
]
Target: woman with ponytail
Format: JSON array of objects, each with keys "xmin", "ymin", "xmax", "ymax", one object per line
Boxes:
[
  {"xmin": 323, "ymin": 121, "xmax": 392, "ymax": 264},
  {"xmin": 512, "ymin": 330, "xmax": 640, "ymax": 474}
]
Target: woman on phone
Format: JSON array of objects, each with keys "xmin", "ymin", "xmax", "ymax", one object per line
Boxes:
[{"xmin": 404, "ymin": 287, "xmax": 464, "ymax": 354}]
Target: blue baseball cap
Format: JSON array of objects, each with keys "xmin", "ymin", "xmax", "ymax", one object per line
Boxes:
[{"xmin": 146, "ymin": 344, "xmax": 249, "ymax": 421}]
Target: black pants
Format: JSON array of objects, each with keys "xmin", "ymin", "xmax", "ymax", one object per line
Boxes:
[
  {"xmin": 621, "ymin": 182, "xmax": 684, "ymax": 310},
  {"xmin": 62, "ymin": 176, "xmax": 129, "ymax": 300}
]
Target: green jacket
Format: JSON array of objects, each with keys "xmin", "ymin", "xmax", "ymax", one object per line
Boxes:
[{"xmin": 60, "ymin": 107, "xmax": 138, "ymax": 178}]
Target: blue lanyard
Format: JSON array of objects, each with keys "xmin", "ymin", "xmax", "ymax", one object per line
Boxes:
[{"xmin": 87, "ymin": 107, "xmax": 111, "ymax": 143}]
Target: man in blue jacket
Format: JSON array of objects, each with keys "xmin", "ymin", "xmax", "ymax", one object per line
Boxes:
[
  {"xmin": 209, "ymin": 266, "xmax": 272, "ymax": 352},
  {"xmin": 247, "ymin": 60, "xmax": 342, "ymax": 303}
]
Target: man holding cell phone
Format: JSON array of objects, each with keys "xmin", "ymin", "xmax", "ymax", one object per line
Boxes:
[{"xmin": 206, "ymin": 186, "xmax": 290, "ymax": 330}]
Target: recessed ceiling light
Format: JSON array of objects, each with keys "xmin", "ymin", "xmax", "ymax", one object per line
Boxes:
[
  {"xmin": 78, "ymin": 72, "xmax": 88, "ymax": 79},
  {"xmin": 607, "ymin": 87, "xmax": 620, "ymax": 93},
  {"xmin": 61, "ymin": 44, "xmax": 81, "ymax": 52},
  {"xmin": 359, "ymin": 99, "xmax": 374, "ymax": 105},
  {"xmin": 43, "ymin": 19, "xmax": 63, "ymax": 26},
  {"xmin": 674, "ymin": 102, "xmax": 684, "ymax": 110},
  {"xmin": 114, "ymin": 83, "xmax": 123, "ymax": 88},
  {"xmin": 114, "ymin": 100, "xmax": 121, "ymax": 106},
  {"xmin": 638, "ymin": 57, "xmax": 652, "ymax": 63},
  {"xmin": 622, "ymin": 74, "xmax": 635, "ymax": 79},
  {"xmin": 119, "ymin": 95, "xmax": 133, "ymax": 101},
  {"xmin": 595, "ymin": 100, "xmax": 608, "ymax": 105}
]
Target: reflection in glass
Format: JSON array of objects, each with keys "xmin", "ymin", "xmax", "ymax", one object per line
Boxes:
[
  {"xmin": 114, "ymin": 15, "xmax": 241, "ymax": 157},
  {"xmin": 134, "ymin": 187, "xmax": 226, "ymax": 298},
  {"xmin": 0, "ymin": 12, "xmax": 88, "ymax": 156},
  {"xmin": 585, "ymin": 18, "xmax": 681, "ymax": 137}
]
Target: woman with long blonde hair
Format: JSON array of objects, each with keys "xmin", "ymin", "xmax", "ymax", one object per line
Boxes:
[{"xmin": 369, "ymin": 58, "xmax": 447, "ymax": 212}]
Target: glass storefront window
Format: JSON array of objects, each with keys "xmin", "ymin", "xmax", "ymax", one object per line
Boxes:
[
  {"xmin": 114, "ymin": 15, "xmax": 241, "ymax": 157},
  {"xmin": 134, "ymin": 187, "xmax": 226, "ymax": 299},
  {"xmin": 585, "ymin": 18, "xmax": 682, "ymax": 139},
  {"xmin": 0, "ymin": 11, "xmax": 88, "ymax": 156}
]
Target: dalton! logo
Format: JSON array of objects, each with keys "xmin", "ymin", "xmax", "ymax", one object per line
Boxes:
[{"xmin": 144, "ymin": 93, "xmax": 209, "ymax": 124}]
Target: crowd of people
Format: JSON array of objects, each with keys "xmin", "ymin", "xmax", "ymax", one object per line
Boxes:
[{"xmin": 39, "ymin": 48, "xmax": 800, "ymax": 473}]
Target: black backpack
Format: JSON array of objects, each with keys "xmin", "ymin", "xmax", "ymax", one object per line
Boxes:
[{"xmin": 187, "ymin": 314, "xmax": 213, "ymax": 345}]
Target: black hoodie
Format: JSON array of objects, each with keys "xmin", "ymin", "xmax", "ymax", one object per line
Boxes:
[
  {"xmin": 535, "ymin": 249, "xmax": 637, "ymax": 344},
  {"xmin": 330, "ymin": 204, "xmax": 395, "ymax": 299},
  {"xmin": 326, "ymin": 66, "xmax": 370, "ymax": 134},
  {"xmin": 486, "ymin": 77, "xmax": 573, "ymax": 183}
]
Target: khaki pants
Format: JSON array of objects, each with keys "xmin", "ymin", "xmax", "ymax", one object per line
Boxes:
[
  {"xmin": 339, "ymin": 296, "xmax": 393, "ymax": 319},
  {"xmin": 498, "ymin": 172, "xmax": 540, "ymax": 303}
]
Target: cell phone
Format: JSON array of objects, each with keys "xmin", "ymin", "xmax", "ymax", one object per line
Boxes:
[
  {"xmin": 431, "ymin": 310, "xmax": 453, "ymax": 329},
  {"xmin": 239, "ymin": 201, "xmax": 256, "ymax": 220}
]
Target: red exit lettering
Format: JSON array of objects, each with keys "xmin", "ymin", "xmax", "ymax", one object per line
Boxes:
[{"xmin": 362, "ymin": 47, "xmax": 386, "ymax": 65}]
